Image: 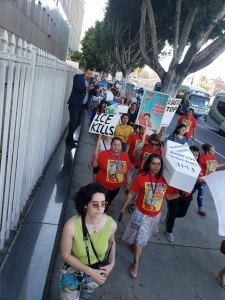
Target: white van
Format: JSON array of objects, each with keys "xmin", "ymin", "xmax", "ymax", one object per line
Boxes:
[{"xmin": 206, "ymin": 91, "xmax": 225, "ymax": 129}]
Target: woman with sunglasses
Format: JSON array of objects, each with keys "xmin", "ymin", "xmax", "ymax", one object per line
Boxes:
[
  {"xmin": 137, "ymin": 134, "xmax": 162, "ymax": 171},
  {"xmin": 92, "ymin": 137, "xmax": 131, "ymax": 212},
  {"xmin": 119, "ymin": 154, "xmax": 179, "ymax": 279},
  {"xmin": 60, "ymin": 182, "xmax": 117, "ymax": 300}
]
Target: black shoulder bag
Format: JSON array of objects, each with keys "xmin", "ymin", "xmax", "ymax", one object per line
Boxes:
[{"xmin": 81, "ymin": 216, "xmax": 113, "ymax": 269}]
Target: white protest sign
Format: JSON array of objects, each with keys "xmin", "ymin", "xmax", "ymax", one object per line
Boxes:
[
  {"xmin": 162, "ymin": 140, "xmax": 200, "ymax": 192},
  {"xmin": 105, "ymin": 104, "xmax": 128, "ymax": 115},
  {"xmin": 89, "ymin": 113, "xmax": 120, "ymax": 136},
  {"xmin": 160, "ymin": 98, "xmax": 181, "ymax": 127},
  {"xmin": 202, "ymin": 171, "xmax": 225, "ymax": 236}
]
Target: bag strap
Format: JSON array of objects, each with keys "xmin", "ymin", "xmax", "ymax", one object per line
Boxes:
[
  {"xmin": 81, "ymin": 216, "xmax": 91, "ymax": 267},
  {"xmin": 81, "ymin": 216, "xmax": 113, "ymax": 266}
]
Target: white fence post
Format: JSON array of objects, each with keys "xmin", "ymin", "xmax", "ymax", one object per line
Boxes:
[{"xmin": 0, "ymin": 29, "xmax": 76, "ymax": 249}]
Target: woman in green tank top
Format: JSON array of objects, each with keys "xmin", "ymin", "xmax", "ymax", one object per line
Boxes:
[{"xmin": 60, "ymin": 182, "xmax": 117, "ymax": 300}]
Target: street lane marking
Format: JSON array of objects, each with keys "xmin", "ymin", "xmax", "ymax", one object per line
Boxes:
[
  {"xmin": 197, "ymin": 123, "xmax": 225, "ymax": 140},
  {"xmin": 195, "ymin": 138, "xmax": 225, "ymax": 160}
]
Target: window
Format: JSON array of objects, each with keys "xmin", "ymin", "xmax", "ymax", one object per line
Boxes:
[{"xmin": 217, "ymin": 101, "xmax": 225, "ymax": 117}]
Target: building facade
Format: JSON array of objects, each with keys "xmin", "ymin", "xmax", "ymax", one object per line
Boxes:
[
  {"xmin": 61, "ymin": 0, "xmax": 85, "ymax": 51},
  {"xmin": 0, "ymin": 0, "xmax": 85, "ymax": 60}
]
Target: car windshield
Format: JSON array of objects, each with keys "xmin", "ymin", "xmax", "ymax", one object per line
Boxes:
[{"xmin": 190, "ymin": 95, "xmax": 210, "ymax": 108}]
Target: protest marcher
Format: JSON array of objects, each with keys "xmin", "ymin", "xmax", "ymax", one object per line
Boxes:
[
  {"xmin": 92, "ymin": 137, "xmax": 131, "ymax": 212},
  {"xmin": 218, "ymin": 240, "xmax": 225, "ymax": 289},
  {"xmin": 165, "ymin": 189, "xmax": 193, "ymax": 242},
  {"xmin": 105, "ymin": 84, "xmax": 114, "ymax": 101},
  {"xmin": 126, "ymin": 126, "xmax": 149, "ymax": 167},
  {"xmin": 189, "ymin": 146, "xmax": 206, "ymax": 216},
  {"xmin": 136, "ymin": 97, "xmax": 141, "ymax": 113},
  {"xmin": 127, "ymin": 102, "xmax": 138, "ymax": 128},
  {"xmin": 114, "ymin": 113, "xmax": 134, "ymax": 151},
  {"xmin": 60, "ymin": 182, "xmax": 117, "ymax": 299},
  {"xmin": 137, "ymin": 134, "xmax": 162, "ymax": 171},
  {"xmin": 126, "ymin": 126, "xmax": 150, "ymax": 213},
  {"xmin": 166, "ymin": 124, "xmax": 189, "ymax": 145},
  {"xmin": 177, "ymin": 108, "xmax": 197, "ymax": 144},
  {"xmin": 196, "ymin": 143, "xmax": 225, "ymax": 216},
  {"xmin": 89, "ymin": 89, "xmax": 105, "ymax": 125},
  {"xmin": 66, "ymin": 66, "xmax": 95, "ymax": 148},
  {"xmin": 119, "ymin": 154, "xmax": 178, "ymax": 278},
  {"xmin": 89, "ymin": 135, "xmax": 112, "ymax": 182}
]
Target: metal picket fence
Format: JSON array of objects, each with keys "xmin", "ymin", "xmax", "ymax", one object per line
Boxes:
[{"xmin": 0, "ymin": 29, "xmax": 76, "ymax": 249}]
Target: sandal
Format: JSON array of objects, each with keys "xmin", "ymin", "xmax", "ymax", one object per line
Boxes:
[
  {"xmin": 197, "ymin": 210, "xmax": 207, "ymax": 216},
  {"xmin": 128, "ymin": 203, "xmax": 135, "ymax": 213},
  {"xmin": 129, "ymin": 264, "xmax": 138, "ymax": 279},
  {"xmin": 218, "ymin": 272, "xmax": 225, "ymax": 289}
]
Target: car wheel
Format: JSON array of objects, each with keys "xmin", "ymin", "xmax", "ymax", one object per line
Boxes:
[{"xmin": 219, "ymin": 129, "xmax": 224, "ymax": 136}]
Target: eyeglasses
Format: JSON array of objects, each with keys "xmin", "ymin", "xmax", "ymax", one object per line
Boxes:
[
  {"xmin": 150, "ymin": 142, "xmax": 159, "ymax": 146},
  {"xmin": 90, "ymin": 201, "xmax": 108, "ymax": 208}
]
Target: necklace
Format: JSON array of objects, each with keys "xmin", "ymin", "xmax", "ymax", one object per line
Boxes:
[{"xmin": 86, "ymin": 217, "xmax": 102, "ymax": 233}]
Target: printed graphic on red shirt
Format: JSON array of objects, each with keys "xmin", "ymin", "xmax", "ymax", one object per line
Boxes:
[
  {"xmin": 106, "ymin": 160, "xmax": 127, "ymax": 183},
  {"xmin": 206, "ymin": 160, "xmax": 217, "ymax": 175},
  {"xmin": 142, "ymin": 182, "xmax": 167, "ymax": 212},
  {"xmin": 182, "ymin": 119, "xmax": 192, "ymax": 134}
]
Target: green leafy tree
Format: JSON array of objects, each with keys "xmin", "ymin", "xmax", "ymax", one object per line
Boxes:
[
  {"xmin": 139, "ymin": 0, "xmax": 225, "ymax": 96},
  {"xmin": 105, "ymin": 0, "xmax": 146, "ymax": 80}
]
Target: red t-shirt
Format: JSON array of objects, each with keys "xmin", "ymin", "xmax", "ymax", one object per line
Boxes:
[
  {"xmin": 126, "ymin": 133, "xmax": 149, "ymax": 165},
  {"xmin": 96, "ymin": 150, "xmax": 131, "ymax": 190},
  {"xmin": 178, "ymin": 115, "xmax": 197, "ymax": 138},
  {"xmin": 199, "ymin": 154, "xmax": 218, "ymax": 176},
  {"xmin": 131, "ymin": 173, "xmax": 173, "ymax": 216},
  {"xmin": 138, "ymin": 145, "xmax": 163, "ymax": 170}
]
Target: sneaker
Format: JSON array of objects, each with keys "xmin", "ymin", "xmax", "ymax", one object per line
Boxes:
[{"xmin": 166, "ymin": 232, "xmax": 174, "ymax": 242}]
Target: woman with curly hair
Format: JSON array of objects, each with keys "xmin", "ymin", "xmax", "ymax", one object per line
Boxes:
[{"xmin": 60, "ymin": 182, "xmax": 117, "ymax": 299}]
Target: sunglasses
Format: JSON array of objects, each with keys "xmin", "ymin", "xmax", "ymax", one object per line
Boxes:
[
  {"xmin": 90, "ymin": 201, "xmax": 108, "ymax": 208},
  {"xmin": 150, "ymin": 142, "xmax": 159, "ymax": 146}
]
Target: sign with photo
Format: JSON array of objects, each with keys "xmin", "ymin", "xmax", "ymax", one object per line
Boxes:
[{"xmin": 135, "ymin": 90, "xmax": 169, "ymax": 132}]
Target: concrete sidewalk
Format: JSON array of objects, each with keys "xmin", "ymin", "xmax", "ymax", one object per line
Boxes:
[{"xmin": 48, "ymin": 113, "xmax": 225, "ymax": 300}]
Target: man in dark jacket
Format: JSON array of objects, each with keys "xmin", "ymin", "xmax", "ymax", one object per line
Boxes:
[{"xmin": 66, "ymin": 66, "xmax": 94, "ymax": 147}]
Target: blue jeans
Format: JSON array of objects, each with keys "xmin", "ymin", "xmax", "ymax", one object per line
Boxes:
[{"xmin": 192, "ymin": 182, "xmax": 206, "ymax": 208}]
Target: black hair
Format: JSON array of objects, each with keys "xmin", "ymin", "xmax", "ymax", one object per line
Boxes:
[
  {"xmin": 144, "ymin": 113, "xmax": 151, "ymax": 118},
  {"xmin": 187, "ymin": 108, "xmax": 194, "ymax": 113},
  {"xmin": 202, "ymin": 143, "xmax": 213, "ymax": 154},
  {"xmin": 111, "ymin": 137, "xmax": 122, "ymax": 145},
  {"xmin": 190, "ymin": 145, "xmax": 200, "ymax": 162},
  {"xmin": 120, "ymin": 113, "xmax": 130, "ymax": 122},
  {"xmin": 148, "ymin": 134, "xmax": 161, "ymax": 145},
  {"xmin": 74, "ymin": 182, "xmax": 108, "ymax": 217},
  {"xmin": 85, "ymin": 66, "xmax": 94, "ymax": 71},
  {"xmin": 173, "ymin": 123, "xmax": 187, "ymax": 135},
  {"xmin": 97, "ymin": 99, "xmax": 107, "ymax": 111},
  {"xmin": 141, "ymin": 153, "xmax": 163, "ymax": 178}
]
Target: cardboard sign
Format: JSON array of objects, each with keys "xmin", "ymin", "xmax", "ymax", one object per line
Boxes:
[
  {"xmin": 202, "ymin": 171, "xmax": 225, "ymax": 236},
  {"xmin": 136, "ymin": 90, "xmax": 169, "ymax": 132},
  {"xmin": 162, "ymin": 140, "xmax": 201, "ymax": 192},
  {"xmin": 105, "ymin": 104, "xmax": 128, "ymax": 115},
  {"xmin": 160, "ymin": 98, "xmax": 181, "ymax": 127},
  {"xmin": 125, "ymin": 83, "xmax": 135, "ymax": 100},
  {"xmin": 89, "ymin": 113, "xmax": 120, "ymax": 136}
]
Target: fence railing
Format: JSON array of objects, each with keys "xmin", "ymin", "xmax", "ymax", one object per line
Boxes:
[{"xmin": 0, "ymin": 29, "xmax": 76, "ymax": 249}]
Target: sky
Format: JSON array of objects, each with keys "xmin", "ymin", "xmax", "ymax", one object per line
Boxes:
[
  {"xmin": 81, "ymin": 0, "xmax": 107, "ymax": 39},
  {"xmin": 81, "ymin": 0, "xmax": 225, "ymax": 81}
]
